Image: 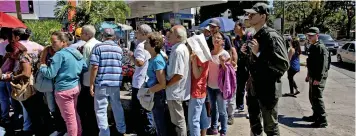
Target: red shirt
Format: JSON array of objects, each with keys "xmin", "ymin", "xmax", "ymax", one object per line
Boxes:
[{"xmin": 191, "ymin": 58, "xmax": 209, "ymax": 98}]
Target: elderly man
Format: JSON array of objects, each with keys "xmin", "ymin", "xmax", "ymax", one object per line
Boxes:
[
  {"xmin": 166, "ymin": 25, "xmax": 191, "ymax": 136},
  {"xmin": 90, "ymin": 28, "xmax": 126, "ymax": 136},
  {"xmin": 78, "ymin": 24, "xmax": 101, "ymax": 135},
  {"xmin": 129, "ymin": 24, "xmax": 156, "ymax": 135}
]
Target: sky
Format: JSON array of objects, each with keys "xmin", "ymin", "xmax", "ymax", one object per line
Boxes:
[{"xmin": 269, "ymin": 0, "xmax": 274, "ymax": 7}]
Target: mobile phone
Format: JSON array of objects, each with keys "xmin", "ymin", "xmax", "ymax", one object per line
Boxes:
[{"xmin": 246, "ymin": 40, "xmax": 253, "ymax": 48}]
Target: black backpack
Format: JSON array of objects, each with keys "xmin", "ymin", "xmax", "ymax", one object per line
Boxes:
[{"xmin": 265, "ymin": 27, "xmax": 290, "ymax": 77}]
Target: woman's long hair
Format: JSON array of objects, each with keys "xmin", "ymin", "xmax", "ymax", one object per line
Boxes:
[
  {"xmin": 7, "ymin": 41, "xmax": 27, "ymax": 58},
  {"xmin": 292, "ymin": 40, "xmax": 302, "ymax": 55}
]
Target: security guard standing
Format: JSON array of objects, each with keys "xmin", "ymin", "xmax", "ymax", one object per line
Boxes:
[
  {"xmin": 243, "ymin": 3, "xmax": 290, "ymax": 136},
  {"xmin": 303, "ymin": 27, "xmax": 329, "ymax": 128}
]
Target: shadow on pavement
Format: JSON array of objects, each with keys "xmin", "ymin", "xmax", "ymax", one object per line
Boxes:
[
  {"xmin": 278, "ymin": 115, "xmax": 313, "ymax": 128},
  {"xmin": 331, "ymin": 62, "xmax": 355, "ymax": 72},
  {"xmin": 234, "ymin": 113, "xmax": 248, "ymax": 118}
]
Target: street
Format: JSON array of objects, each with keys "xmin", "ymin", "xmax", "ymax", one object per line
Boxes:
[{"xmin": 225, "ymin": 54, "xmax": 355, "ymax": 136}]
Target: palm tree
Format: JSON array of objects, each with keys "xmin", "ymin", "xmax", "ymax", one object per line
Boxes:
[{"xmin": 54, "ymin": 0, "xmax": 131, "ymax": 28}]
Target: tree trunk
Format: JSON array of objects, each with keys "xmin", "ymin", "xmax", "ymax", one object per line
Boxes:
[
  {"xmin": 347, "ymin": 15, "xmax": 352, "ymax": 39},
  {"xmin": 15, "ymin": 0, "xmax": 22, "ymax": 21}
]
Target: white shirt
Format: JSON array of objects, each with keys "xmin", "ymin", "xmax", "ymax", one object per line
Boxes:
[
  {"xmin": 83, "ymin": 38, "xmax": 101, "ymax": 87},
  {"xmin": 69, "ymin": 40, "xmax": 86, "ymax": 49},
  {"xmin": 166, "ymin": 42, "xmax": 191, "ymax": 101},
  {"xmin": 208, "ymin": 50, "xmax": 230, "ymax": 89},
  {"xmin": 132, "ymin": 40, "xmax": 151, "ymax": 88}
]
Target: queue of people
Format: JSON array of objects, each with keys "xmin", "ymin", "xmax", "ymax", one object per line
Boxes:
[{"xmin": 0, "ymin": 2, "xmax": 331, "ymax": 136}]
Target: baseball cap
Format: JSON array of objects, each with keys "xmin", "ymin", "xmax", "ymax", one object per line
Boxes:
[
  {"xmin": 244, "ymin": 2, "xmax": 270, "ymax": 15},
  {"xmin": 307, "ymin": 27, "xmax": 320, "ymax": 35},
  {"xmin": 204, "ymin": 26, "xmax": 210, "ymax": 31},
  {"xmin": 75, "ymin": 28, "xmax": 82, "ymax": 37},
  {"xmin": 209, "ymin": 18, "xmax": 221, "ymax": 27},
  {"xmin": 102, "ymin": 28, "xmax": 115, "ymax": 38}
]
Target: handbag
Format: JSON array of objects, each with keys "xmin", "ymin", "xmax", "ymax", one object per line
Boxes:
[
  {"xmin": 11, "ymin": 75, "xmax": 36, "ymax": 101},
  {"xmin": 34, "ymin": 71, "xmax": 53, "ymax": 93}
]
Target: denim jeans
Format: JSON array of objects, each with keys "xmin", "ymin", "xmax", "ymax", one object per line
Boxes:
[
  {"xmin": 227, "ymin": 90, "xmax": 236, "ymax": 117},
  {"xmin": 207, "ymin": 87, "xmax": 228, "ymax": 134},
  {"xmin": 130, "ymin": 87, "xmax": 155, "ymax": 136},
  {"xmin": 94, "ymin": 86, "xmax": 126, "ymax": 135},
  {"xmin": 0, "ymin": 81, "xmax": 11, "ymax": 121},
  {"xmin": 21, "ymin": 92, "xmax": 53, "ymax": 136},
  {"xmin": 152, "ymin": 90, "xmax": 167, "ymax": 136},
  {"xmin": 45, "ymin": 92, "xmax": 56, "ymax": 113},
  {"xmin": 188, "ymin": 97, "xmax": 210, "ymax": 136},
  {"xmin": 19, "ymin": 102, "xmax": 31, "ymax": 131}
]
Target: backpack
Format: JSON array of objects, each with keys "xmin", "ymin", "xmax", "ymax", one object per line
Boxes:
[{"xmin": 265, "ymin": 27, "xmax": 290, "ymax": 77}]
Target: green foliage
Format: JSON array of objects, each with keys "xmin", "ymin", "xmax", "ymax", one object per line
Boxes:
[
  {"xmin": 24, "ymin": 20, "xmax": 62, "ymax": 46},
  {"xmin": 54, "ymin": 0, "xmax": 131, "ymax": 28},
  {"xmin": 163, "ymin": 23, "xmax": 171, "ymax": 30},
  {"xmin": 274, "ymin": 1, "xmax": 355, "ymax": 38},
  {"xmin": 199, "ymin": 1, "xmax": 267, "ymax": 22}
]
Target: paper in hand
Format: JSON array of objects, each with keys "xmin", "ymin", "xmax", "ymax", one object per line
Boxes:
[{"xmin": 186, "ymin": 34, "xmax": 212, "ymax": 63}]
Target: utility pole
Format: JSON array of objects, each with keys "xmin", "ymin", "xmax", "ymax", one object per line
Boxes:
[
  {"xmin": 15, "ymin": 0, "xmax": 22, "ymax": 21},
  {"xmin": 281, "ymin": 1, "xmax": 285, "ymax": 34}
]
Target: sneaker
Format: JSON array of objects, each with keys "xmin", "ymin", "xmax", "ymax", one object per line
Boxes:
[
  {"xmin": 228, "ymin": 116, "xmax": 234, "ymax": 125},
  {"xmin": 246, "ymin": 114, "xmax": 250, "ymax": 119},
  {"xmin": 207, "ymin": 128, "xmax": 218, "ymax": 135},
  {"xmin": 311, "ymin": 121, "xmax": 328, "ymax": 128},
  {"xmin": 311, "ymin": 117, "xmax": 328, "ymax": 128},
  {"xmin": 238, "ymin": 107, "xmax": 245, "ymax": 112},
  {"xmin": 220, "ymin": 134, "xmax": 226, "ymax": 136},
  {"xmin": 302, "ymin": 115, "xmax": 316, "ymax": 122}
]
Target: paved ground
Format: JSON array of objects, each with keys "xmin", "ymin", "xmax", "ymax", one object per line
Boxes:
[{"xmin": 225, "ymin": 54, "xmax": 355, "ymax": 136}]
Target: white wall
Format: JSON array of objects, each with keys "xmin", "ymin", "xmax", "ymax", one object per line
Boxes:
[{"xmin": 33, "ymin": 0, "xmax": 57, "ymax": 18}]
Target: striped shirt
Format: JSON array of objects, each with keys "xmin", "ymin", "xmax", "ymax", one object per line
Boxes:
[{"xmin": 90, "ymin": 40, "xmax": 123, "ymax": 87}]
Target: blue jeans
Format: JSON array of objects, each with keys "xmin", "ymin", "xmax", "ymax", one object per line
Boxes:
[
  {"xmin": 131, "ymin": 88, "xmax": 155, "ymax": 135},
  {"xmin": 0, "ymin": 81, "xmax": 11, "ymax": 121},
  {"xmin": 45, "ymin": 92, "xmax": 56, "ymax": 113},
  {"xmin": 188, "ymin": 97, "xmax": 210, "ymax": 136},
  {"xmin": 208, "ymin": 87, "xmax": 228, "ymax": 134},
  {"xmin": 20, "ymin": 102, "xmax": 31, "ymax": 131},
  {"xmin": 152, "ymin": 90, "xmax": 167, "ymax": 136},
  {"xmin": 94, "ymin": 86, "xmax": 126, "ymax": 135}
]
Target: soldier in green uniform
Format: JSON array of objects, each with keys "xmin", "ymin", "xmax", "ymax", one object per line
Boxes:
[
  {"xmin": 243, "ymin": 3, "xmax": 290, "ymax": 136},
  {"xmin": 303, "ymin": 27, "xmax": 329, "ymax": 128}
]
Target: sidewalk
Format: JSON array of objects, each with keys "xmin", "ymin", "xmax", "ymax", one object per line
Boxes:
[{"xmin": 225, "ymin": 56, "xmax": 355, "ymax": 136}]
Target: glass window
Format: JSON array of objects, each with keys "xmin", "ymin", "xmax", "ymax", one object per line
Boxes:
[
  {"xmin": 319, "ymin": 35, "xmax": 334, "ymax": 42},
  {"xmin": 348, "ymin": 43, "xmax": 355, "ymax": 52},
  {"xmin": 342, "ymin": 43, "xmax": 350, "ymax": 50}
]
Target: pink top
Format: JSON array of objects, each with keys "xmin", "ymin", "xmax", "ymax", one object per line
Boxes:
[{"xmin": 19, "ymin": 40, "xmax": 44, "ymax": 55}]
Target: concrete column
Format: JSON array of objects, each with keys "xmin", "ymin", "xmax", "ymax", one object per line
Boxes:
[{"xmin": 172, "ymin": 2, "xmax": 181, "ymax": 25}]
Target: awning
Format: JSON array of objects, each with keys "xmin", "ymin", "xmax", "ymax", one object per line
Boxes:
[
  {"xmin": 117, "ymin": 23, "xmax": 133, "ymax": 31},
  {"xmin": 126, "ymin": 0, "xmax": 227, "ymax": 18}
]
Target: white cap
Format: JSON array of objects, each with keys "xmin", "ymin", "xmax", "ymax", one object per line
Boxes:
[{"xmin": 204, "ymin": 26, "xmax": 210, "ymax": 31}]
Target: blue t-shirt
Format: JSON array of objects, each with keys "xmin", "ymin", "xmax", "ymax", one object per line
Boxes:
[{"xmin": 146, "ymin": 54, "xmax": 166, "ymax": 88}]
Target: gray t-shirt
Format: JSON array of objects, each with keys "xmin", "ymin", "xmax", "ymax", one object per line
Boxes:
[{"xmin": 166, "ymin": 43, "xmax": 191, "ymax": 101}]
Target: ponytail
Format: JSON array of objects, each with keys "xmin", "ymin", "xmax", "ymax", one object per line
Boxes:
[{"xmin": 13, "ymin": 27, "xmax": 31, "ymax": 40}]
